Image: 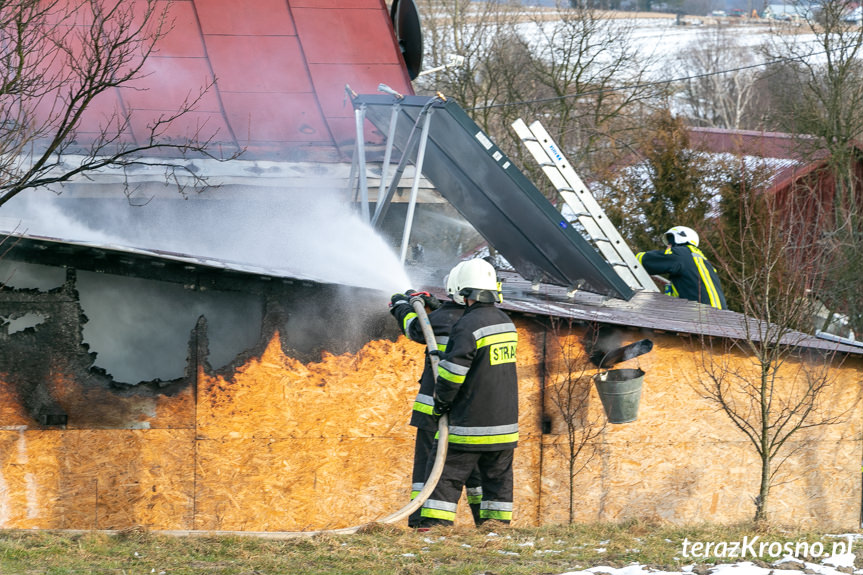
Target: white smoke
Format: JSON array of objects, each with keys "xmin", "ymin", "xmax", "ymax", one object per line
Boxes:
[
  {"xmin": 0, "ymin": 186, "xmax": 416, "ymax": 383},
  {"xmin": 0, "ymin": 186, "xmax": 413, "ymax": 294}
]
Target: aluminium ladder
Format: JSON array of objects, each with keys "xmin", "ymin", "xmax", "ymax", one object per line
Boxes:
[{"xmin": 512, "ymin": 118, "xmax": 658, "ymax": 293}]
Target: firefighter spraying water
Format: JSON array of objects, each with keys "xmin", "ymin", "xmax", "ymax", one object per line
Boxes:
[
  {"xmin": 410, "ymin": 259, "xmax": 519, "ymax": 528},
  {"xmin": 389, "ymin": 262, "xmax": 484, "ymax": 527}
]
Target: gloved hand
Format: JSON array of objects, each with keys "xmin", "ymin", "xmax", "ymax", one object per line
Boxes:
[
  {"xmin": 407, "ymin": 290, "xmax": 442, "ymax": 311},
  {"xmin": 432, "ymin": 397, "xmax": 451, "ymax": 418},
  {"xmin": 389, "ymin": 293, "xmax": 409, "ymax": 315}
]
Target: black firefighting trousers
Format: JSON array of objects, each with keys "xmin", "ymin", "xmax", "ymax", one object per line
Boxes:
[
  {"xmin": 409, "ymin": 428, "xmax": 483, "ymax": 527},
  {"xmin": 418, "ymin": 443, "xmax": 514, "ymax": 527}
]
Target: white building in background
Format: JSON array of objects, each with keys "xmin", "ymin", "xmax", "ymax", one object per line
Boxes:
[
  {"xmin": 763, "ymin": 2, "xmax": 813, "ymax": 21},
  {"xmin": 843, "ymin": 5, "xmax": 862, "ymax": 24}
]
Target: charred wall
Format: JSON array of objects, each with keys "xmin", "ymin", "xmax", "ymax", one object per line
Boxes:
[
  {"xmin": 0, "ymin": 259, "xmax": 398, "ymax": 428},
  {"xmin": 0, "ymin": 269, "xmax": 86, "ymax": 425},
  {"xmin": 0, "ymin": 261, "xmax": 861, "ymax": 531}
]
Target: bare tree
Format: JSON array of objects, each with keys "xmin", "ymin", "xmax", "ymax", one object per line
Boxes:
[
  {"xmin": 759, "ymin": 0, "xmax": 863, "ymax": 336},
  {"xmin": 414, "ymin": 0, "xmax": 524, "ymax": 131},
  {"xmin": 0, "ymin": 0, "xmax": 237, "ymax": 209},
  {"xmin": 674, "ymin": 24, "xmax": 762, "ymax": 129},
  {"xmin": 698, "ymin": 173, "xmax": 852, "ymax": 522},
  {"xmin": 514, "ymin": 3, "xmax": 661, "ymax": 182},
  {"xmin": 545, "ymin": 318, "xmax": 607, "ymax": 523},
  {"xmin": 415, "ymin": 1, "xmax": 661, "ymax": 198}
]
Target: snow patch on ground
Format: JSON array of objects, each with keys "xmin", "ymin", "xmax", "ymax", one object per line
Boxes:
[{"xmin": 557, "ymin": 552, "xmax": 859, "ymax": 575}]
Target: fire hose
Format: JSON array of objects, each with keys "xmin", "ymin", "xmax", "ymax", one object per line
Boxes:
[
  {"xmin": 375, "ymin": 295, "xmax": 449, "ymax": 524},
  {"xmin": 266, "ymin": 295, "xmax": 449, "ymax": 537}
]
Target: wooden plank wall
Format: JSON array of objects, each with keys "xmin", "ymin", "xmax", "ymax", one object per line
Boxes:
[{"xmin": 1, "ymin": 320, "xmax": 861, "ymax": 531}]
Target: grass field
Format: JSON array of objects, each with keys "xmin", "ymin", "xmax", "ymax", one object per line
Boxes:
[{"xmin": 1, "ymin": 521, "xmax": 859, "ymax": 575}]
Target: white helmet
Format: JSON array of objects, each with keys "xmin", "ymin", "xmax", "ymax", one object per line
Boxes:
[
  {"xmin": 444, "ymin": 261, "xmax": 467, "ymax": 305},
  {"xmin": 665, "ymin": 226, "xmax": 699, "ymax": 247},
  {"xmin": 454, "ymin": 258, "xmax": 500, "ymax": 303}
]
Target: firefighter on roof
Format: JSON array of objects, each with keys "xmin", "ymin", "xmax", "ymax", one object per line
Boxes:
[
  {"xmin": 389, "ymin": 263, "xmax": 484, "ymax": 527},
  {"xmin": 636, "ymin": 225, "xmax": 727, "ymax": 310},
  {"xmin": 417, "ymin": 258, "xmax": 519, "ymax": 528}
]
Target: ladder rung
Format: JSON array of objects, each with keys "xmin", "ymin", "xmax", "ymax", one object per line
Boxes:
[{"xmin": 513, "ymin": 117, "xmax": 660, "ymax": 293}]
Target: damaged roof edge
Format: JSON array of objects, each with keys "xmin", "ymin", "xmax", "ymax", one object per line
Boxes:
[
  {"xmin": 0, "ymin": 233, "xmax": 358, "ymax": 293},
  {"xmin": 4, "ymin": 234, "xmax": 861, "ymax": 357},
  {"xmin": 488, "ymin": 272, "xmax": 863, "ymax": 356}
]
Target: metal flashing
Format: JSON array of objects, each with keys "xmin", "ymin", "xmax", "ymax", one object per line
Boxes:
[
  {"xmin": 492, "ymin": 271, "xmax": 863, "ymax": 356},
  {"xmin": 0, "ymin": 233, "xmax": 332, "ymax": 293}
]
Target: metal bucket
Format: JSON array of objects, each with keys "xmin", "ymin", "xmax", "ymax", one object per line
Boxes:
[{"xmin": 592, "ymin": 368, "xmax": 644, "ymax": 424}]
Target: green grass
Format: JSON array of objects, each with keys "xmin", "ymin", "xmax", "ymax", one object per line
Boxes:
[{"xmin": 0, "ymin": 521, "xmax": 859, "ymax": 575}]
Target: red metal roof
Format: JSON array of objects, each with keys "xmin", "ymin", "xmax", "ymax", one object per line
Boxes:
[
  {"xmin": 687, "ymin": 127, "xmax": 863, "ymax": 194},
  {"xmin": 688, "ymin": 127, "xmax": 810, "ymax": 160},
  {"xmin": 71, "ymin": 0, "xmax": 414, "ymax": 162}
]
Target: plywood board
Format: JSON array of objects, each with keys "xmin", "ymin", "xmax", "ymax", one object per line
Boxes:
[
  {"xmin": 197, "ymin": 336, "xmax": 421, "ymax": 440},
  {"xmin": 0, "ymin": 430, "xmax": 194, "ymax": 530},
  {"xmin": 1, "ymin": 319, "xmax": 861, "ymax": 531}
]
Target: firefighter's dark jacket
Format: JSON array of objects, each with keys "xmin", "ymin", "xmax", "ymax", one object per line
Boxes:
[
  {"xmin": 636, "ymin": 244, "xmax": 728, "ymax": 310},
  {"xmin": 391, "ymin": 300, "xmax": 465, "ymax": 432},
  {"xmin": 436, "ymin": 301, "xmax": 519, "ymax": 452}
]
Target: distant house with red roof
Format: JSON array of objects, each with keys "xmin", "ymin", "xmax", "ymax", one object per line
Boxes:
[
  {"xmin": 688, "ymin": 126, "xmax": 863, "ymax": 227},
  {"xmin": 688, "ymin": 126, "xmax": 863, "ymax": 339}
]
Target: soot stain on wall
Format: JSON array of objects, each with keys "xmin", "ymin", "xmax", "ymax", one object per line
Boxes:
[{"xmin": 0, "ymin": 262, "xmax": 400, "ymax": 428}]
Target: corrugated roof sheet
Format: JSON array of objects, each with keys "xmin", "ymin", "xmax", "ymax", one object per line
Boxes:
[
  {"xmin": 687, "ymin": 127, "xmax": 840, "ymax": 190},
  {"xmin": 0, "ymin": 233, "xmax": 330, "ymax": 290},
  {"xmin": 42, "ymin": 0, "xmax": 414, "ymax": 162},
  {"xmin": 492, "ymin": 272, "xmax": 863, "ymax": 355}
]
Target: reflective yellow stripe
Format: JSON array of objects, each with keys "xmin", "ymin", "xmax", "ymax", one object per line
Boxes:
[
  {"xmin": 402, "ymin": 312, "xmax": 417, "ymax": 333},
  {"xmin": 413, "ymin": 401, "xmax": 434, "ymax": 415},
  {"xmin": 438, "ymin": 365, "xmax": 466, "ymax": 384},
  {"xmin": 421, "ymin": 508, "xmax": 456, "ymax": 521},
  {"xmin": 480, "ymin": 509, "xmax": 512, "ymax": 520},
  {"xmin": 476, "ymin": 332, "xmax": 518, "ymax": 349},
  {"xmin": 467, "ymin": 494, "xmax": 482, "ymax": 504},
  {"xmin": 691, "ymin": 251, "xmax": 723, "ymax": 308},
  {"xmin": 449, "ymin": 432, "xmax": 519, "ymax": 445}
]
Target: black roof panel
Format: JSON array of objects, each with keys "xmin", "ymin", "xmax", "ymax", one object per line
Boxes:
[{"xmin": 353, "ymin": 94, "xmax": 634, "ymax": 300}]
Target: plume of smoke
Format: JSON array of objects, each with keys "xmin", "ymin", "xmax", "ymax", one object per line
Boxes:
[
  {"xmin": 0, "ymin": 187, "xmax": 413, "ymax": 293},
  {"xmin": 0, "ymin": 186, "xmax": 417, "ymax": 383}
]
